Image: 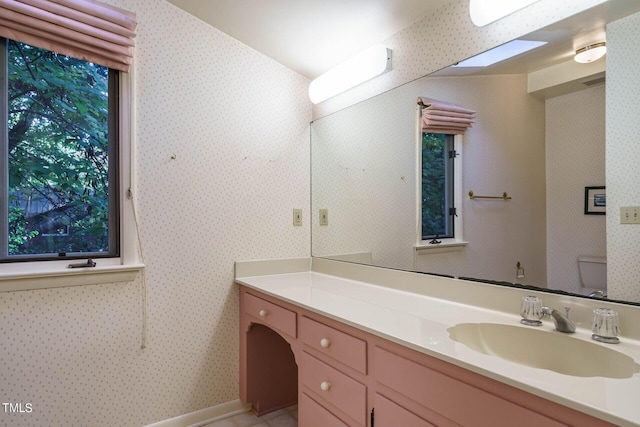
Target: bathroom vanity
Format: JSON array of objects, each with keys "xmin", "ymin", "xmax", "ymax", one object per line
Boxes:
[{"xmin": 236, "ymin": 258, "xmax": 640, "ymax": 427}]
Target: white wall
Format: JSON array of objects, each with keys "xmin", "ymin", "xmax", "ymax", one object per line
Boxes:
[
  {"xmin": 0, "ymin": 1, "xmax": 311, "ymax": 426},
  {"xmin": 607, "ymin": 11, "xmax": 640, "ymax": 302},
  {"xmin": 312, "ymin": 74, "xmax": 547, "ymax": 285},
  {"xmin": 546, "ymin": 85, "xmax": 606, "ymax": 294}
]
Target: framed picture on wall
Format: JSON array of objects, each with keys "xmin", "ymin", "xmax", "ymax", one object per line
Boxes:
[{"xmin": 584, "ymin": 186, "xmax": 606, "ymax": 215}]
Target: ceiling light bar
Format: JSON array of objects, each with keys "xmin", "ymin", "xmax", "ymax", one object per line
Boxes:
[
  {"xmin": 470, "ymin": 0, "xmax": 542, "ymax": 27},
  {"xmin": 308, "ymin": 44, "xmax": 392, "ymax": 104},
  {"xmin": 574, "ymin": 42, "xmax": 607, "ymax": 63}
]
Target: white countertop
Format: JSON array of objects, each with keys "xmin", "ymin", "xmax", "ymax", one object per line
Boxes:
[{"xmin": 235, "ymin": 258, "xmax": 640, "ymax": 427}]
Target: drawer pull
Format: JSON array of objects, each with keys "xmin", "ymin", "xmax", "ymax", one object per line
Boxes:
[
  {"xmin": 320, "ymin": 338, "xmax": 331, "ymax": 348},
  {"xmin": 320, "ymin": 381, "xmax": 331, "ymax": 391},
  {"xmin": 258, "ymin": 309, "xmax": 268, "ymax": 318}
]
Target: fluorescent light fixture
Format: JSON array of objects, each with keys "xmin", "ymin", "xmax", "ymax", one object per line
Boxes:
[
  {"xmin": 454, "ymin": 40, "xmax": 547, "ymax": 68},
  {"xmin": 470, "ymin": 0, "xmax": 542, "ymax": 27},
  {"xmin": 574, "ymin": 42, "xmax": 606, "ymax": 63},
  {"xmin": 308, "ymin": 44, "xmax": 392, "ymax": 104}
]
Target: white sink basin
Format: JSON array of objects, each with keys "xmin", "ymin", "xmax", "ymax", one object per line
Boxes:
[{"xmin": 447, "ymin": 322, "xmax": 640, "ymax": 379}]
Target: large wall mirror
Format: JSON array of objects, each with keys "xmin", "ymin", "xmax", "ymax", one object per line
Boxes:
[{"xmin": 311, "ymin": 1, "xmax": 640, "ymax": 304}]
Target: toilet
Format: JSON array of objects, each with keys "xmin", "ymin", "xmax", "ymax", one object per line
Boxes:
[{"xmin": 578, "ymin": 256, "xmax": 607, "ymax": 297}]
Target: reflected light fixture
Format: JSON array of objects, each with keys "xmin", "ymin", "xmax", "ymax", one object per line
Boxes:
[
  {"xmin": 470, "ymin": 0, "xmax": 542, "ymax": 27},
  {"xmin": 308, "ymin": 44, "xmax": 392, "ymax": 104},
  {"xmin": 454, "ymin": 39, "xmax": 547, "ymax": 67},
  {"xmin": 574, "ymin": 42, "xmax": 607, "ymax": 63}
]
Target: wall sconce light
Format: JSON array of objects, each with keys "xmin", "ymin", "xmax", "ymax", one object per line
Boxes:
[
  {"xmin": 469, "ymin": 0, "xmax": 542, "ymax": 27},
  {"xmin": 574, "ymin": 42, "xmax": 607, "ymax": 63},
  {"xmin": 308, "ymin": 44, "xmax": 392, "ymax": 104}
]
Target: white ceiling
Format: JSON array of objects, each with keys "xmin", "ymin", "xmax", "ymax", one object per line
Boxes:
[{"xmin": 165, "ymin": 0, "xmax": 452, "ymax": 79}]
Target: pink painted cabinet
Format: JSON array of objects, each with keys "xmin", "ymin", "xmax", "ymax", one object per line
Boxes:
[
  {"xmin": 300, "ymin": 393, "xmax": 349, "ymax": 427},
  {"xmin": 300, "ymin": 351, "xmax": 367, "ymax": 425},
  {"xmin": 374, "ymin": 393, "xmax": 434, "ymax": 427},
  {"xmin": 239, "ymin": 286, "xmax": 616, "ymax": 427}
]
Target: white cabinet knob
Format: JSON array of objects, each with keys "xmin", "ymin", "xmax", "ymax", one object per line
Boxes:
[
  {"xmin": 320, "ymin": 338, "xmax": 331, "ymax": 348},
  {"xmin": 320, "ymin": 381, "xmax": 331, "ymax": 391},
  {"xmin": 258, "ymin": 310, "xmax": 267, "ymax": 318}
]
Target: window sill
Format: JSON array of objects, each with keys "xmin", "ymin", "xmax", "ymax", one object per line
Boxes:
[
  {"xmin": 0, "ymin": 263, "xmax": 145, "ymax": 292},
  {"xmin": 414, "ymin": 241, "xmax": 468, "ymax": 254}
]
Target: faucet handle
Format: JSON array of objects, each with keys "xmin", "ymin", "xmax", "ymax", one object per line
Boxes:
[
  {"xmin": 520, "ymin": 296, "xmax": 543, "ymax": 326},
  {"xmin": 592, "ymin": 308, "xmax": 620, "ymax": 344},
  {"xmin": 564, "ymin": 307, "xmax": 571, "ymax": 319}
]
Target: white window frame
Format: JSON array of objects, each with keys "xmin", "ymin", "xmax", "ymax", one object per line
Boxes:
[
  {"xmin": 0, "ymin": 64, "xmax": 144, "ymax": 292},
  {"xmin": 415, "ymin": 107, "xmax": 467, "ymax": 254}
]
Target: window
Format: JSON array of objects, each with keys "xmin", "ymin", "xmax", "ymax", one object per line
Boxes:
[
  {"xmin": 421, "ymin": 132, "xmax": 456, "ymax": 240},
  {"xmin": 1, "ymin": 39, "xmax": 119, "ymax": 262},
  {"xmin": 416, "ymin": 98, "xmax": 472, "ymax": 251},
  {"xmin": 419, "ymin": 131, "xmax": 465, "ymax": 251}
]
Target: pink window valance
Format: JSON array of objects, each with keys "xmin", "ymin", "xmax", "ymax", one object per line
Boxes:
[
  {"xmin": 417, "ymin": 97, "xmax": 476, "ymax": 135},
  {"xmin": 0, "ymin": 0, "xmax": 137, "ymax": 72}
]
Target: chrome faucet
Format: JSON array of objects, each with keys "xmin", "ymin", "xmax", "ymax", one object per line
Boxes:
[
  {"xmin": 542, "ymin": 307, "xmax": 576, "ymax": 333},
  {"xmin": 586, "ymin": 290, "xmax": 607, "ymax": 299}
]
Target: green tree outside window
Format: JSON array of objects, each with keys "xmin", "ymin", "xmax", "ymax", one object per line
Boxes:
[
  {"xmin": 3, "ymin": 39, "xmax": 118, "ymax": 259},
  {"xmin": 422, "ymin": 132, "xmax": 454, "ymax": 239}
]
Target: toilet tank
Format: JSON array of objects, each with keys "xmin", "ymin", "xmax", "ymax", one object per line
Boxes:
[{"xmin": 578, "ymin": 256, "xmax": 607, "ymax": 290}]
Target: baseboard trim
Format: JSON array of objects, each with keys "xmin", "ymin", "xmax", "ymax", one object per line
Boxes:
[{"xmin": 145, "ymin": 399, "xmax": 251, "ymax": 427}]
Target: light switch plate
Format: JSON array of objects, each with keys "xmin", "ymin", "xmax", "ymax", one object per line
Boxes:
[
  {"xmin": 293, "ymin": 209, "xmax": 303, "ymax": 226},
  {"xmin": 319, "ymin": 209, "xmax": 328, "ymax": 226},
  {"xmin": 620, "ymin": 206, "xmax": 640, "ymax": 224}
]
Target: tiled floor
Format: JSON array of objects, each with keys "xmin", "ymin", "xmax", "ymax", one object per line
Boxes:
[{"xmin": 203, "ymin": 406, "xmax": 297, "ymax": 427}]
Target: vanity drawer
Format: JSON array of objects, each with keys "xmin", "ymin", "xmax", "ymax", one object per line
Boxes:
[
  {"xmin": 374, "ymin": 346, "xmax": 565, "ymax": 427},
  {"xmin": 301, "ymin": 316, "xmax": 367, "ymax": 373},
  {"xmin": 375, "ymin": 393, "xmax": 435, "ymax": 427},
  {"xmin": 300, "ymin": 351, "xmax": 366, "ymax": 425},
  {"xmin": 300, "ymin": 392, "xmax": 349, "ymax": 427},
  {"xmin": 244, "ymin": 292, "xmax": 297, "ymax": 338}
]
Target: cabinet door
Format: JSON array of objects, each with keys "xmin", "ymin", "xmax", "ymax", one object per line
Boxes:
[
  {"xmin": 300, "ymin": 393, "xmax": 349, "ymax": 427},
  {"xmin": 374, "ymin": 346, "xmax": 567, "ymax": 427},
  {"xmin": 375, "ymin": 393, "xmax": 435, "ymax": 427}
]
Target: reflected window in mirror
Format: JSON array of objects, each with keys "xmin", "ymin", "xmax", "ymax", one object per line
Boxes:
[{"xmin": 420, "ymin": 133, "xmax": 462, "ymax": 244}]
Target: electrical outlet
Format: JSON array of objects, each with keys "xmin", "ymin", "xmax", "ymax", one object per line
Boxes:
[
  {"xmin": 293, "ymin": 209, "xmax": 303, "ymax": 226},
  {"xmin": 620, "ymin": 206, "xmax": 640, "ymax": 224},
  {"xmin": 319, "ymin": 209, "xmax": 328, "ymax": 226}
]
